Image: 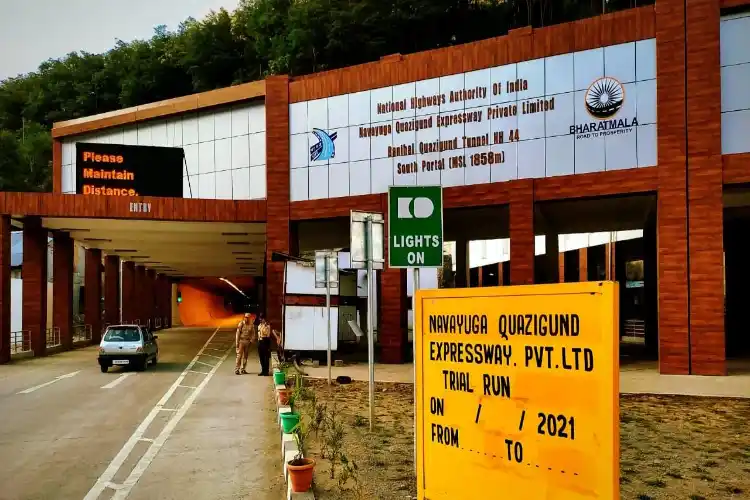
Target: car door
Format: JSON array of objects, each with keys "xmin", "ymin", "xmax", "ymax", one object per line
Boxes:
[{"xmin": 142, "ymin": 328, "xmax": 155, "ymax": 358}]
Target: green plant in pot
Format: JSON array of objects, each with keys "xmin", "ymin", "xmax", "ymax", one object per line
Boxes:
[{"xmin": 287, "ymin": 419, "xmax": 315, "ymax": 492}]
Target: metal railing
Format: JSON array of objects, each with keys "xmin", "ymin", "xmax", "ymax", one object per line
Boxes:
[
  {"xmin": 622, "ymin": 319, "xmax": 646, "ymax": 345},
  {"xmin": 46, "ymin": 327, "xmax": 62, "ymax": 348},
  {"xmin": 73, "ymin": 324, "xmax": 93, "ymax": 343},
  {"xmin": 155, "ymin": 317, "xmax": 162, "ymax": 329},
  {"xmin": 10, "ymin": 330, "xmax": 31, "ymax": 354},
  {"xmin": 146, "ymin": 318, "xmax": 151, "ymax": 330}
]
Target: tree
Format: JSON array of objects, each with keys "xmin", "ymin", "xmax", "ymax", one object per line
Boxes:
[{"xmin": 0, "ymin": 0, "xmax": 653, "ymax": 192}]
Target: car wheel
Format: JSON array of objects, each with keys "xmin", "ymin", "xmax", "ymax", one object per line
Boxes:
[
  {"xmin": 137, "ymin": 359, "xmax": 147, "ymax": 372},
  {"xmin": 151, "ymin": 354, "xmax": 158, "ymax": 366},
  {"xmin": 100, "ymin": 364, "xmax": 109, "ymax": 373}
]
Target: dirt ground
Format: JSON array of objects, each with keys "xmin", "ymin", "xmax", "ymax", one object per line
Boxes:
[{"xmin": 295, "ymin": 378, "xmax": 750, "ymax": 500}]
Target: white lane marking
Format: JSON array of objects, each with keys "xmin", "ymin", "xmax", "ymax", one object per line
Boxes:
[
  {"xmin": 83, "ymin": 326, "xmax": 229, "ymax": 500},
  {"xmin": 200, "ymin": 354, "xmax": 222, "ymax": 359},
  {"xmin": 17, "ymin": 371, "xmax": 81, "ymax": 394},
  {"xmin": 111, "ymin": 340, "xmax": 232, "ymax": 499},
  {"xmin": 193, "ymin": 361, "xmax": 215, "ymax": 368},
  {"xmin": 101, "ymin": 373, "xmax": 133, "ymax": 389}
]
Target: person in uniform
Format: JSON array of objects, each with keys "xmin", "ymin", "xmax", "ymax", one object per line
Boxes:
[
  {"xmin": 256, "ymin": 314, "xmax": 272, "ymax": 376},
  {"xmin": 235, "ymin": 313, "xmax": 255, "ymax": 375}
]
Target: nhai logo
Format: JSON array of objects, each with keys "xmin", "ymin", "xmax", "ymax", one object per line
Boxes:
[{"xmin": 309, "ymin": 128, "xmax": 337, "ymax": 162}]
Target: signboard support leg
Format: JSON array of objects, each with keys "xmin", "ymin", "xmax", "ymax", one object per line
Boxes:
[
  {"xmin": 366, "ymin": 217, "xmax": 375, "ymax": 430},
  {"xmin": 412, "ymin": 267, "xmax": 420, "ymax": 477},
  {"xmin": 326, "ymin": 267, "xmax": 332, "ymax": 386}
]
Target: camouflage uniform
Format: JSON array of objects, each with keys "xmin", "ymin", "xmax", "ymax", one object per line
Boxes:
[{"xmin": 235, "ymin": 317, "xmax": 255, "ymax": 374}]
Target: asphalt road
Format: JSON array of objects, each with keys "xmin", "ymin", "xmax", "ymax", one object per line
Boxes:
[{"xmin": 0, "ymin": 326, "xmax": 283, "ymax": 500}]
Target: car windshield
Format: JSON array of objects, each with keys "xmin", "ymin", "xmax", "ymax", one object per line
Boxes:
[{"xmin": 103, "ymin": 328, "xmax": 141, "ymax": 343}]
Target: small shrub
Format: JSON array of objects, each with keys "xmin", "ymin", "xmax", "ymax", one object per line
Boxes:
[{"xmin": 353, "ymin": 415, "xmax": 367, "ymax": 427}]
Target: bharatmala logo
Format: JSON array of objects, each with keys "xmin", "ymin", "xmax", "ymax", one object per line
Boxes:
[
  {"xmin": 309, "ymin": 128, "xmax": 337, "ymax": 162},
  {"xmin": 570, "ymin": 77, "xmax": 637, "ymax": 139}
]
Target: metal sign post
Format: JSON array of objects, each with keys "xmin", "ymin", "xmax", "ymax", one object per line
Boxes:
[
  {"xmin": 315, "ymin": 250, "xmax": 339, "ymax": 385},
  {"xmin": 350, "ymin": 211, "xmax": 384, "ymax": 430},
  {"xmin": 387, "ymin": 185, "xmax": 444, "ymax": 478}
]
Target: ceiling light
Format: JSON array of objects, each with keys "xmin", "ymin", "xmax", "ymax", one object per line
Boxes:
[
  {"xmin": 219, "ymin": 277, "xmax": 248, "ymax": 298},
  {"xmin": 114, "ymin": 249, "xmax": 138, "ymax": 253},
  {"xmin": 130, "ymin": 256, "xmax": 151, "ymax": 259},
  {"xmin": 232, "ymin": 251, "xmax": 253, "ymax": 255},
  {"xmin": 226, "ymin": 241, "xmax": 252, "ymax": 246},
  {"xmin": 59, "ymin": 228, "xmax": 90, "ymax": 232},
  {"xmin": 221, "ymin": 232, "xmax": 249, "ymax": 236},
  {"xmin": 84, "ymin": 238, "xmax": 112, "ymax": 242}
]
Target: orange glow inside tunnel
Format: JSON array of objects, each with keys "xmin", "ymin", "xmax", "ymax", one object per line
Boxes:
[{"xmin": 175, "ymin": 277, "xmax": 256, "ymax": 328}]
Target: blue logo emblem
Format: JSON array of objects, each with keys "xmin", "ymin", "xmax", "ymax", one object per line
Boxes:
[{"xmin": 310, "ymin": 128, "xmax": 337, "ymax": 162}]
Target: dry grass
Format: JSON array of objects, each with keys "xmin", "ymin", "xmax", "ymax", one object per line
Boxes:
[{"xmin": 294, "ymin": 379, "xmax": 750, "ymax": 500}]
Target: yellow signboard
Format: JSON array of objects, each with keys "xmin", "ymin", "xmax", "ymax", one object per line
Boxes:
[{"xmin": 415, "ymin": 282, "xmax": 619, "ymax": 500}]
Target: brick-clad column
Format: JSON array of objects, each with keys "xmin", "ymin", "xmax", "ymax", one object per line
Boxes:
[
  {"xmin": 455, "ymin": 239, "xmax": 468, "ymax": 288},
  {"xmin": 0, "ymin": 216, "xmax": 11, "ymax": 364},
  {"xmin": 497, "ymin": 262, "xmax": 504, "ymax": 286},
  {"xmin": 53, "ymin": 233, "xmax": 74, "ymax": 350},
  {"xmin": 23, "ymin": 218, "xmax": 48, "ymax": 357},
  {"xmin": 146, "ymin": 269, "xmax": 156, "ymax": 328},
  {"xmin": 264, "ymin": 75, "xmax": 291, "ymax": 331},
  {"xmin": 509, "ymin": 180, "xmax": 534, "ymax": 285},
  {"xmin": 656, "ymin": 0, "xmax": 690, "ymax": 375},
  {"xmin": 122, "ymin": 261, "xmax": 135, "ymax": 324},
  {"xmin": 85, "ymin": 248, "xmax": 102, "ymax": 343},
  {"xmin": 686, "ymin": 0, "xmax": 725, "ymax": 375},
  {"xmin": 380, "ymin": 197, "xmax": 407, "ymax": 363},
  {"xmin": 579, "ymin": 249, "xmax": 588, "ymax": 282},
  {"xmin": 134, "ymin": 266, "xmax": 146, "ymax": 325},
  {"xmin": 164, "ymin": 277, "xmax": 172, "ymax": 328},
  {"xmin": 558, "ymin": 253, "xmax": 565, "ymax": 283},
  {"xmin": 104, "ymin": 255, "xmax": 120, "ymax": 327}
]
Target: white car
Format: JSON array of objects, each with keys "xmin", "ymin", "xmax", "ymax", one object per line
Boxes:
[{"xmin": 98, "ymin": 325, "xmax": 159, "ymax": 373}]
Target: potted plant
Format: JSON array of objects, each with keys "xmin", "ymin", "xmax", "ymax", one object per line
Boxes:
[
  {"xmin": 277, "ymin": 386, "xmax": 292, "ymax": 405},
  {"xmin": 287, "ymin": 419, "xmax": 315, "ymax": 492}
]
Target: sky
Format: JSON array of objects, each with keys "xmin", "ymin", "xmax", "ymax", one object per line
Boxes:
[{"xmin": 0, "ymin": 0, "xmax": 240, "ymax": 80}]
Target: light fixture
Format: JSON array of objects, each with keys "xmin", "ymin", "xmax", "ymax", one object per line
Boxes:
[
  {"xmin": 84, "ymin": 238, "xmax": 112, "ymax": 243},
  {"xmin": 114, "ymin": 249, "xmax": 138, "ymax": 253},
  {"xmin": 232, "ymin": 251, "xmax": 252, "ymax": 255},
  {"xmin": 221, "ymin": 232, "xmax": 249, "ymax": 236},
  {"xmin": 219, "ymin": 277, "xmax": 248, "ymax": 298}
]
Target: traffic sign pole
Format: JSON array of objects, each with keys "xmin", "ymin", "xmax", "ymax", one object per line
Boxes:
[{"xmin": 366, "ymin": 216, "xmax": 375, "ymax": 431}]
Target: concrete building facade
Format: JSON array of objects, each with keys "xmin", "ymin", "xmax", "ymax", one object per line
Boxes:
[{"xmin": 1, "ymin": 0, "xmax": 749, "ymax": 375}]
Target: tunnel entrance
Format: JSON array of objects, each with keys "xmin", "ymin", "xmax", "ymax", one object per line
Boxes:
[{"xmin": 10, "ymin": 217, "xmax": 266, "ymax": 358}]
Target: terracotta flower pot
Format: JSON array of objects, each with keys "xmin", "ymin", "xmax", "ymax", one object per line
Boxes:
[
  {"xmin": 287, "ymin": 457, "xmax": 315, "ymax": 492},
  {"xmin": 277, "ymin": 388, "xmax": 291, "ymax": 405}
]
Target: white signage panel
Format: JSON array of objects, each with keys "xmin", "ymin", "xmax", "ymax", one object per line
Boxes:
[
  {"xmin": 290, "ymin": 40, "xmax": 657, "ymax": 201},
  {"xmin": 721, "ymin": 13, "xmax": 750, "ymax": 155}
]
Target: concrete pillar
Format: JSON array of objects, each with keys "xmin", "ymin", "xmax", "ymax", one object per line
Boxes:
[
  {"xmin": 380, "ymin": 197, "xmax": 407, "ymax": 363},
  {"xmin": 579, "ymin": 249, "xmax": 588, "ymax": 282},
  {"xmin": 104, "ymin": 255, "xmax": 120, "ymax": 327},
  {"xmin": 510, "ymin": 181, "xmax": 534, "ymax": 285},
  {"xmin": 264, "ymin": 75, "xmax": 291, "ymax": 331},
  {"xmin": 53, "ymin": 233, "xmax": 74, "ymax": 350},
  {"xmin": 0, "ymin": 216, "xmax": 11, "ymax": 364},
  {"xmin": 455, "ymin": 239, "xmax": 469, "ymax": 288},
  {"xmin": 85, "ymin": 248, "xmax": 102, "ymax": 343},
  {"xmin": 543, "ymin": 233, "xmax": 560, "ymax": 284},
  {"xmin": 121, "ymin": 261, "xmax": 135, "ymax": 323},
  {"xmin": 656, "ymin": 0, "xmax": 690, "ymax": 375},
  {"xmin": 685, "ymin": 0, "xmax": 724, "ymax": 375},
  {"xmin": 23, "ymin": 218, "xmax": 48, "ymax": 357},
  {"xmin": 605, "ymin": 242, "xmax": 616, "ymax": 281},
  {"xmin": 135, "ymin": 266, "xmax": 146, "ymax": 325},
  {"xmin": 146, "ymin": 269, "xmax": 156, "ymax": 328}
]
